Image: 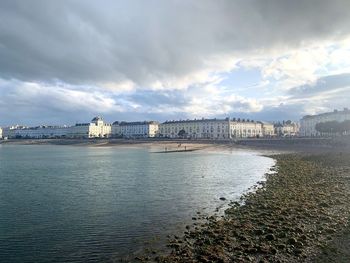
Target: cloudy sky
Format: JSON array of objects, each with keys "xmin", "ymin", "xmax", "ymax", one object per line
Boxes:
[{"xmin": 1, "ymin": 0, "xmax": 350, "ymax": 126}]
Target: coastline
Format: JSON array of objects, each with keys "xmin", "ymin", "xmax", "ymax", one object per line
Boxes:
[
  {"xmin": 146, "ymin": 152, "xmax": 350, "ymax": 263},
  {"xmin": 2, "ymin": 138, "xmax": 350, "ymax": 262},
  {"xmin": 1, "ymin": 137, "xmax": 349, "ymax": 152}
]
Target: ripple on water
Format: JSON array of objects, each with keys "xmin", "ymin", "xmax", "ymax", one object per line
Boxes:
[{"xmin": 0, "ymin": 145, "xmax": 274, "ymax": 262}]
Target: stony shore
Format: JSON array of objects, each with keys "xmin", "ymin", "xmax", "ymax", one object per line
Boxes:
[{"xmin": 140, "ymin": 153, "xmax": 350, "ymax": 262}]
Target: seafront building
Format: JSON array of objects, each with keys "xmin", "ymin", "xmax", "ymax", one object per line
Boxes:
[
  {"xmin": 2, "ymin": 125, "xmax": 70, "ymax": 139},
  {"xmin": 112, "ymin": 121, "xmax": 159, "ymax": 138},
  {"xmin": 259, "ymin": 122, "xmax": 275, "ymax": 137},
  {"xmin": 69, "ymin": 116, "xmax": 112, "ymax": 138},
  {"xmin": 159, "ymin": 118, "xmax": 274, "ymax": 139},
  {"xmin": 159, "ymin": 118, "xmax": 231, "ymax": 139},
  {"xmin": 274, "ymin": 121, "xmax": 299, "ymax": 137},
  {"xmin": 2, "ymin": 117, "xmax": 112, "ymax": 139},
  {"xmin": 2, "ymin": 116, "xmax": 278, "ymax": 140},
  {"xmin": 300, "ymin": 108, "xmax": 350, "ymax": 137},
  {"xmin": 0, "ymin": 127, "xmax": 2, "ymax": 139}
]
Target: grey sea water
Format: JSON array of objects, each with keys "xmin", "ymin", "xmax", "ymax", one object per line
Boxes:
[{"xmin": 0, "ymin": 144, "xmax": 274, "ymax": 263}]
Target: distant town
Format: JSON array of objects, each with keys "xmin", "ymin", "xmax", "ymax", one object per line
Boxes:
[{"xmin": 0, "ymin": 108, "xmax": 349, "ymax": 140}]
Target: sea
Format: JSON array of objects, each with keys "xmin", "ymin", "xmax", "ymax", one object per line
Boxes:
[{"xmin": 0, "ymin": 144, "xmax": 274, "ymax": 262}]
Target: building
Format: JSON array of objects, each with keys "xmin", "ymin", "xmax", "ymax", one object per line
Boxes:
[
  {"xmin": 2, "ymin": 117, "xmax": 112, "ymax": 139},
  {"xmin": 274, "ymin": 121, "xmax": 299, "ymax": 137},
  {"xmin": 2, "ymin": 125, "xmax": 70, "ymax": 139},
  {"xmin": 259, "ymin": 122, "xmax": 275, "ymax": 137},
  {"xmin": 159, "ymin": 118, "xmax": 230, "ymax": 139},
  {"xmin": 0, "ymin": 127, "xmax": 2, "ymax": 139},
  {"xmin": 159, "ymin": 118, "xmax": 266, "ymax": 139},
  {"xmin": 230, "ymin": 119, "xmax": 263, "ymax": 138},
  {"xmin": 112, "ymin": 121, "xmax": 159, "ymax": 138},
  {"xmin": 111, "ymin": 121, "xmax": 121, "ymax": 137},
  {"xmin": 300, "ymin": 108, "xmax": 350, "ymax": 137},
  {"xmin": 69, "ymin": 116, "xmax": 112, "ymax": 138}
]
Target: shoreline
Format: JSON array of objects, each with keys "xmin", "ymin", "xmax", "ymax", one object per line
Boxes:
[
  {"xmin": 144, "ymin": 153, "xmax": 350, "ymax": 262},
  {"xmin": 2, "ymin": 138, "xmax": 350, "ymax": 262},
  {"xmin": 1, "ymin": 137, "xmax": 349, "ymax": 152}
]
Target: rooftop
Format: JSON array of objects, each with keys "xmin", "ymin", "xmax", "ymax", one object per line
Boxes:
[
  {"xmin": 162, "ymin": 117, "xmax": 260, "ymax": 124},
  {"xmin": 117, "ymin": 121, "xmax": 159, "ymax": 126},
  {"xmin": 302, "ymin": 108, "xmax": 349, "ymax": 119},
  {"xmin": 91, "ymin": 116, "xmax": 103, "ymax": 122}
]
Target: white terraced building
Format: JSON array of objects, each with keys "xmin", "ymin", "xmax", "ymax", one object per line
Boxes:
[
  {"xmin": 2, "ymin": 125, "xmax": 70, "ymax": 139},
  {"xmin": 2, "ymin": 117, "xmax": 112, "ymax": 139},
  {"xmin": 274, "ymin": 121, "xmax": 299, "ymax": 137},
  {"xmin": 300, "ymin": 108, "xmax": 350, "ymax": 137},
  {"xmin": 159, "ymin": 118, "xmax": 272, "ymax": 139},
  {"xmin": 69, "ymin": 116, "xmax": 112, "ymax": 138},
  {"xmin": 112, "ymin": 121, "xmax": 159, "ymax": 138},
  {"xmin": 259, "ymin": 122, "xmax": 275, "ymax": 137},
  {"xmin": 159, "ymin": 118, "xmax": 230, "ymax": 139}
]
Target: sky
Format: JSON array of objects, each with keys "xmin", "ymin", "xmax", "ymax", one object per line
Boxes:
[{"xmin": 1, "ymin": 0, "xmax": 350, "ymax": 126}]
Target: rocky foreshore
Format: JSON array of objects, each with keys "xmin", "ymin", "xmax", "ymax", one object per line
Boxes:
[{"xmin": 141, "ymin": 153, "xmax": 350, "ymax": 262}]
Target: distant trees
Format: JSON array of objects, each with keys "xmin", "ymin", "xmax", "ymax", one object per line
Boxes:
[{"xmin": 315, "ymin": 120, "xmax": 350, "ymax": 136}]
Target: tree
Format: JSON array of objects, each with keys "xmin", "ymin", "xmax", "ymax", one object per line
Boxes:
[
  {"xmin": 315, "ymin": 120, "xmax": 350, "ymax": 136},
  {"xmin": 178, "ymin": 129, "xmax": 187, "ymax": 138}
]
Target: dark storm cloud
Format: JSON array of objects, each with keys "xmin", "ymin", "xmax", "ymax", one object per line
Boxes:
[
  {"xmin": 1, "ymin": 0, "xmax": 350, "ymax": 86},
  {"xmin": 289, "ymin": 73, "xmax": 350, "ymax": 97}
]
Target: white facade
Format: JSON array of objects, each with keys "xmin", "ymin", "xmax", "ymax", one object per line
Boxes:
[
  {"xmin": 160, "ymin": 118, "xmax": 230, "ymax": 139},
  {"xmin": 275, "ymin": 122, "xmax": 299, "ymax": 137},
  {"xmin": 260, "ymin": 122, "xmax": 275, "ymax": 137},
  {"xmin": 3, "ymin": 126, "xmax": 70, "ymax": 139},
  {"xmin": 0, "ymin": 127, "xmax": 2, "ymax": 139},
  {"xmin": 112, "ymin": 121, "xmax": 159, "ymax": 138},
  {"xmin": 300, "ymin": 108, "xmax": 350, "ymax": 137},
  {"xmin": 159, "ymin": 118, "xmax": 266, "ymax": 139},
  {"xmin": 230, "ymin": 120, "xmax": 263, "ymax": 138},
  {"xmin": 2, "ymin": 117, "xmax": 112, "ymax": 139},
  {"xmin": 68, "ymin": 117, "xmax": 112, "ymax": 138}
]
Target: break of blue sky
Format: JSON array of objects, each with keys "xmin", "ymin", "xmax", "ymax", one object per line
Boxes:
[
  {"xmin": 218, "ymin": 67, "xmax": 265, "ymax": 99},
  {"xmin": 0, "ymin": 0, "xmax": 350, "ymax": 126}
]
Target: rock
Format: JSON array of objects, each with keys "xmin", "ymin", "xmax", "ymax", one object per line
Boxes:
[
  {"xmin": 265, "ymin": 233, "xmax": 276, "ymax": 241},
  {"xmin": 295, "ymin": 241, "xmax": 304, "ymax": 248},
  {"xmin": 295, "ymin": 227, "xmax": 304, "ymax": 234},
  {"xmin": 288, "ymin": 237, "xmax": 297, "ymax": 245},
  {"xmin": 294, "ymin": 248, "xmax": 303, "ymax": 255},
  {"xmin": 277, "ymin": 232, "xmax": 287, "ymax": 238},
  {"xmin": 254, "ymin": 229, "xmax": 264, "ymax": 235},
  {"xmin": 246, "ymin": 247, "xmax": 258, "ymax": 253},
  {"xmin": 277, "ymin": 244, "xmax": 286, "ymax": 250},
  {"xmin": 320, "ymin": 202, "xmax": 329, "ymax": 208},
  {"xmin": 219, "ymin": 197, "xmax": 226, "ymax": 201},
  {"xmin": 270, "ymin": 247, "xmax": 278, "ymax": 254}
]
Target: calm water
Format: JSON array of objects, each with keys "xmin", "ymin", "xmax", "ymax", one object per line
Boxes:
[{"xmin": 0, "ymin": 144, "xmax": 274, "ymax": 263}]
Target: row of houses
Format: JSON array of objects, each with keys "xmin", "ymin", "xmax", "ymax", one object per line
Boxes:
[
  {"xmin": 1, "ymin": 117, "xmax": 112, "ymax": 139},
  {"xmin": 1, "ymin": 108, "xmax": 349, "ymax": 140},
  {"xmin": 158, "ymin": 118, "xmax": 275, "ymax": 139},
  {"xmin": 0, "ymin": 116, "xmax": 279, "ymax": 140},
  {"xmin": 300, "ymin": 108, "xmax": 350, "ymax": 137}
]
